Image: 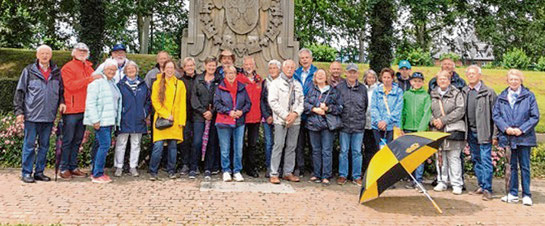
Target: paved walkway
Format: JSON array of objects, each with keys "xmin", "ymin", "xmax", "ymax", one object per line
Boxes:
[{"xmin": 1, "ymin": 168, "xmax": 544, "ymax": 225}]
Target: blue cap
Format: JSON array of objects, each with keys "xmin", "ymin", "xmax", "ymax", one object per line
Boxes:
[
  {"xmin": 111, "ymin": 44, "xmax": 126, "ymax": 52},
  {"xmin": 410, "ymin": 72, "xmax": 424, "ymax": 80},
  {"xmin": 398, "ymin": 60, "xmax": 411, "ymax": 69}
]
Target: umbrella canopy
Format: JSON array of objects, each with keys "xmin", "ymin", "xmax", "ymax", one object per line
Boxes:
[{"xmin": 359, "ymin": 131, "xmax": 449, "ymax": 203}]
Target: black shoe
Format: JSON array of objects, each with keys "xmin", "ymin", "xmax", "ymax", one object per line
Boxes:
[
  {"xmin": 34, "ymin": 173, "xmax": 51, "ymax": 182},
  {"xmin": 246, "ymin": 171, "xmax": 259, "ymax": 178},
  {"xmin": 22, "ymin": 174, "xmax": 35, "ymax": 183}
]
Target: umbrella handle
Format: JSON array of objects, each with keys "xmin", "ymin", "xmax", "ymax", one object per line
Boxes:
[{"xmin": 408, "ymin": 172, "xmax": 443, "ymax": 214}]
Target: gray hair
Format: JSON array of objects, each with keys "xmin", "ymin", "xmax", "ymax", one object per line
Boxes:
[
  {"xmin": 71, "ymin": 43, "xmax": 90, "ymax": 59},
  {"xmin": 102, "ymin": 59, "xmax": 118, "ymax": 70},
  {"xmin": 181, "ymin": 57, "xmax": 195, "ymax": 68},
  {"xmin": 224, "ymin": 65, "xmax": 237, "ymax": 74},
  {"xmin": 466, "ymin": 65, "xmax": 482, "ymax": 74},
  {"xmin": 298, "ymin": 48, "xmax": 313, "ymax": 58},
  {"xmin": 268, "ymin": 59, "xmax": 281, "ymax": 69},
  {"xmin": 123, "ymin": 60, "xmax": 139, "ymax": 75},
  {"xmin": 282, "ymin": 59, "xmax": 296, "ymax": 68},
  {"xmin": 36, "ymin": 44, "xmax": 52, "ymax": 53},
  {"xmin": 363, "ymin": 69, "xmax": 378, "ymax": 84}
]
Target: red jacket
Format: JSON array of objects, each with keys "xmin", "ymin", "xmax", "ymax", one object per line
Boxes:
[
  {"xmin": 61, "ymin": 59, "xmax": 95, "ymax": 114},
  {"xmin": 236, "ymin": 72, "xmax": 262, "ymax": 123}
]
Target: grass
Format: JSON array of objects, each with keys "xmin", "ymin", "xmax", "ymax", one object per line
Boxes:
[{"xmin": 314, "ymin": 62, "xmax": 545, "ymax": 133}]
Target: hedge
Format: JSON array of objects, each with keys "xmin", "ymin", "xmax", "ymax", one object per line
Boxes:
[
  {"xmin": 0, "ymin": 78, "xmax": 18, "ymax": 113},
  {"xmin": 0, "ymin": 48, "xmax": 158, "ymax": 79}
]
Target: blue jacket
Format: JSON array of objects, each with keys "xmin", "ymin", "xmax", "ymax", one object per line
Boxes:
[
  {"xmin": 303, "ymin": 85, "xmax": 343, "ymax": 131},
  {"xmin": 492, "ymin": 86, "xmax": 540, "ymax": 149},
  {"xmin": 117, "ymin": 76, "xmax": 150, "ymax": 134},
  {"xmin": 214, "ymin": 80, "xmax": 252, "ymax": 128},
  {"xmin": 14, "ymin": 61, "xmax": 63, "ymax": 123},
  {"xmin": 370, "ymin": 83, "xmax": 404, "ymax": 131},
  {"xmin": 294, "ymin": 64, "xmax": 318, "ymax": 97}
]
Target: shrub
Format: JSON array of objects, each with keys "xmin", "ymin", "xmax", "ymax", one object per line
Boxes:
[
  {"xmin": 439, "ymin": 52, "xmax": 461, "ymax": 63},
  {"xmin": 394, "ymin": 48, "xmax": 434, "ymax": 66},
  {"xmin": 502, "ymin": 48, "xmax": 531, "ymax": 70},
  {"xmin": 306, "ymin": 44, "xmax": 337, "ymax": 62},
  {"xmin": 535, "ymin": 56, "xmax": 545, "ymax": 72},
  {"xmin": 0, "ymin": 79, "xmax": 18, "ymax": 113}
]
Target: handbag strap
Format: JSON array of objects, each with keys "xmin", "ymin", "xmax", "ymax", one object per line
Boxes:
[
  {"xmin": 168, "ymin": 77, "xmax": 178, "ymax": 117},
  {"xmin": 438, "ymin": 97, "xmax": 446, "ymax": 117},
  {"xmin": 383, "ymin": 94, "xmax": 391, "ymax": 116}
]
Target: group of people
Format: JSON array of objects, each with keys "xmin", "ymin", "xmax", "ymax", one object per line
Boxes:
[{"xmin": 14, "ymin": 43, "xmax": 540, "ymax": 206}]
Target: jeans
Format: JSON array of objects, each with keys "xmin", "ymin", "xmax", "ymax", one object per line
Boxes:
[
  {"xmin": 217, "ymin": 125, "xmax": 245, "ymax": 174},
  {"xmin": 21, "ymin": 121, "xmax": 53, "ymax": 176},
  {"xmin": 60, "ymin": 113, "xmax": 85, "ymax": 171},
  {"xmin": 243, "ymin": 123, "xmax": 260, "ymax": 172},
  {"xmin": 362, "ymin": 129, "xmax": 378, "ymax": 174},
  {"xmin": 192, "ymin": 121, "xmax": 219, "ymax": 172},
  {"xmin": 92, "ymin": 126, "xmax": 113, "ymax": 178},
  {"xmin": 509, "ymin": 146, "xmax": 532, "ymax": 197},
  {"xmin": 339, "ymin": 132, "xmax": 363, "ymax": 180},
  {"xmin": 149, "ymin": 139, "xmax": 178, "ymax": 174},
  {"xmin": 270, "ymin": 124, "xmax": 300, "ymax": 176},
  {"xmin": 262, "ymin": 122, "xmax": 274, "ymax": 171},
  {"xmin": 309, "ymin": 129, "xmax": 334, "ymax": 179},
  {"xmin": 114, "ymin": 133, "xmax": 142, "ymax": 169},
  {"xmin": 295, "ymin": 121, "xmax": 310, "ymax": 174},
  {"xmin": 404, "ymin": 129, "xmax": 424, "ymax": 183},
  {"xmin": 468, "ymin": 131, "xmax": 493, "ymax": 192}
]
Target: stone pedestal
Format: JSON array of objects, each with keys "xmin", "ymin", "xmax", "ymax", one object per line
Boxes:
[{"xmin": 181, "ymin": 0, "xmax": 300, "ymax": 76}]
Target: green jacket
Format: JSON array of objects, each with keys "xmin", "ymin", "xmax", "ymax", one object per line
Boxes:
[{"xmin": 401, "ymin": 87, "xmax": 432, "ymax": 131}]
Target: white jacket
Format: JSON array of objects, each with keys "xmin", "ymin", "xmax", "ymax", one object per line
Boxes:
[{"xmin": 268, "ymin": 73, "xmax": 304, "ymax": 126}]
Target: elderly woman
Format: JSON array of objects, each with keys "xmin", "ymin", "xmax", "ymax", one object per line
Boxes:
[
  {"xmin": 493, "ymin": 69, "xmax": 540, "ymax": 206},
  {"xmin": 430, "ymin": 70, "xmax": 466, "ymax": 195},
  {"xmin": 113, "ymin": 61, "xmax": 150, "ymax": 177},
  {"xmin": 362, "ymin": 69, "xmax": 379, "ymax": 173},
  {"xmin": 304, "ymin": 69, "xmax": 342, "ymax": 185},
  {"xmin": 215, "ymin": 65, "xmax": 251, "ymax": 182},
  {"xmin": 84, "ymin": 59, "xmax": 122, "ymax": 183},
  {"xmin": 149, "ymin": 59, "xmax": 187, "ymax": 181},
  {"xmin": 261, "ymin": 59, "xmax": 282, "ymax": 177},
  {"xmin": 370, "ymin": 68, "xmax": 403, "ymax": 150}
]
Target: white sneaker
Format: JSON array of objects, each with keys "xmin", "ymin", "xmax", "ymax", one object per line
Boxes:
[
  {"xmin": 501, "ymin": 194, "xmax": 519, "ymax": 203},
  {"xmin": 452, "ymin": 186, "xmax": 463, "ymax": 195},
  {"xmin": 114, "ymin": 168, "xmax": 123, "ymax": 177},
  {"xmin": 433, "ymin": 183, "xmax": 447, "ymax": 192},
  {"xmin": 222, "ymin": 172, "xmax": 232, "ymax": 182},
  {"xmin": 130, "ymin": 168, "xmax": 139, "ymax": 177},
  {"xmin": 233, "ymin": 172, "xmax": 244, "ymax": 182},
  {"xmin": 522, "ymin": 196, "xmax": 533, "ymax": 206}
]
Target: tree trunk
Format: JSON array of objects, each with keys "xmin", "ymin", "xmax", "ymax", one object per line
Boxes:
[
  {"xmin": 138, "ymin": 14, "xmax": 151, "ymax": 54},
  {"xmin": 79, "ymin": 0, "xmax": 105, "ymax": 65},
  {"xmin": 359, "ymin": 30, "xmax": 365, "ymax": 63},
  {"xmin": 368, "ymin": 0, "xmax": 395, "ymax": 72}
]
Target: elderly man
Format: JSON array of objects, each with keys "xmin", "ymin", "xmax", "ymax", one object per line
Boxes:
[
  {"xmin": 329, "ymin": 61, "xmax": 345, "ymax": 87},
  {"xmin": 293, "ymin": 48, "xmax": 317, "ymax": 176},
  {"xmin": 95, "ymin": 44, "xmax": 130, "ymax": 83},
  {"xmin": 59, "ymin": 43, "xmax": 102, "ymax": 180},
  {"xmin": 215, "ymin": 50, "xmax": 241, "ymax": 78},
  {"xmin": 462, "ymin": 65, "xmax": 498, "ymax": 201},
  {"xmin": 428, "ymin": 58, "xmax": 467, "ymax": 92},
  {"xmin": 268, "ymin": 59, "xmax": 304, "ymax": 184},
  {"xmin": 144, "ymin": 51, "xmax": 181, "ymax": 89},
  {"xmin": 14, "ymin": 45, "xmax": 66, "ymax": 183},
  {"xmin": 396, "ymin": 60, "xmax": 412, "ymax": 91}
]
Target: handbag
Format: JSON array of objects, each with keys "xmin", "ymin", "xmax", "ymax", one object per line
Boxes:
[
  {"xmin": 155, "ymin": 79, "xmax": 178, "ymax": 130},
  {"xmin": 320, "ymin": 89, "xmax": 342, "ymax": 130}
]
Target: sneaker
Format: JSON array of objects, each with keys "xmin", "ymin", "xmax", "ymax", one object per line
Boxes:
[
  {"xmin": 168, "ymin": 173, "xmax": 177, "ymax": 179},
  {"xmin": 233, "ymin": 172, "xmax": 244, "ymax": 182},
  {"xmin": 212, "ymin": 170, "xmax": 220, "ymax": 175},
  {"xmin": 130, "ymin": 168, "xmax": 139, "ymax": 177},
  {"xmin": 179, "ymin": 165, "xmax": 189, "ymax": 175},
  {"xmin": 405, "ymin": 182, "xmax": 416, "ymax": 189},
  {"xmin": 482, "ymin": 190, "xmax": 492, "ymax": 201},
  {"xmin": 149, "ymin": 174, "xmax": 158, "ymax": 181},
  {"xmin": 204, "ymin": 171, "xmax": 211, "ymax": 180},
  {"xmin": 188, "ymin": 171, "xmax": 197, "ymax": 179},
  {"xmin": 501, "ymin": 194, "xmax": 519, "ymax": 203},
  {"xmin": 92, "ymin": 175, "xmax": 112, "ymax": 184},
  {"xmin": 522, "ymin": 196, "xmax": 533, "ymax": 206},
  {"xmin": 434, "ymin": 183, "xmax": 448, "ymax": 192},
  {"xmin": 452, "ymin": 186, "xmax": 463, "ymax": 195},
  {"xmin": 114, "ymin": 168, "xmax": 123, "ymax": 177},
  {"xmin": 223, "ymin": 172, "xmax": 232, "ymax": 182}
]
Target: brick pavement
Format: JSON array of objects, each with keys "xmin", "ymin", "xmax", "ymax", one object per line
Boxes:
[{"xmin": 1, "ymin": 168, "xmax": 544, "ymax": 225}]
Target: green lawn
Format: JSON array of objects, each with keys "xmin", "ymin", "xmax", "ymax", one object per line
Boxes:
[{"xmin": 315, "ymin": 62, "xmax": 545, "ymax": 133}]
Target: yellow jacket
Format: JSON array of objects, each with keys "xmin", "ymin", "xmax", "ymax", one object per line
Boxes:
[{"xmin": 151, "ymin": 74, "xmax": 187, "ymax": 142}]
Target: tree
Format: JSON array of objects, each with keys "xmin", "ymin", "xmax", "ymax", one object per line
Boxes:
[
  {"xmin": 336, "ymin": 0, "xmax": 368, "ymax": 62},
  {"xmin": 368, "ymin": 0, "xmax": 395, "ymax": 72},
  {"xmin": 295, "ymin": 0, "xmax": 341, "ymax": 47},
  {"xmin": 78, "ymin": 0, "xmax": 105, "ymax": 65}
]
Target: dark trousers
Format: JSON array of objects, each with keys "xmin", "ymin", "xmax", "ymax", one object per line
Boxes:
[
  {"xmin": 178, "ymin": 121, "xmax": 193, "ymax": 169},
  {"xmin": 243, "ymin": 123, "xmax": 260, "ymax": 173},
  {"xmin": 193, "ymin": 121, "xmax": 220, "ymax": 172},
  {"xmin": 60, "ymin": 113, "xmax": 85, "ymax": 171},
  {"xmin": 295, "ymin": 120, "xmax": 310, "ymax": 174},
  {"xmin": 362, "ymin": 129, "xmax": 377, "ymax": 174}
]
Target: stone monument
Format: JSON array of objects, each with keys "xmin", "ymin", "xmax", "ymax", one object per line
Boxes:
[{"xmin": 181, "ymin": 0, "xmax": 300, "ymax": 75}]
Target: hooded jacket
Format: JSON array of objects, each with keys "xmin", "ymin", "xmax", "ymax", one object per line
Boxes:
[
  {"xmin": 370, "ymin": 83, "xmax": 404, "ymax": 131},
  {"xmin": 395, "ymin": 72, "xmax": 411, "ymax": 92},
  {"xmin": 117, "ymin": 76, "xmax": 150, "ymax": 134},
  {"xmin": 83, "ymin": 73, "xmax": 122, "ymax": 127},
  {"xmin": 401, "ymin": 87, "xmax": 432, "ymax": 131},
  {"xmin": 61, "ymin": 59, "xmax": 95, "ymax": 114},
  {"xmin": 191, "ymin": 72, "xmax": 222, "ymax": 122},
  {"xmin": 236, "ymin": 72, "xmax": 262, "ymax": 123},
  {"xmin": 430, "ymin": 85, "xmax": 466, "ymax": 133},
  {"xmin": 214, "ymin": 79, "xmax": 251, "ymax": 128}
]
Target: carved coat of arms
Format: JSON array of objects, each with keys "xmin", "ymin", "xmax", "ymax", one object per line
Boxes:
[{"xmin": 224, "ymin": 0, "xmax": 260, "ymax": 35}]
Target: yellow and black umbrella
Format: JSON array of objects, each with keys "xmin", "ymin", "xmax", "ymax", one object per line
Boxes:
[{"xmin": 359, "ymin": 131, "xmax": 449, "ymax": 213}]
